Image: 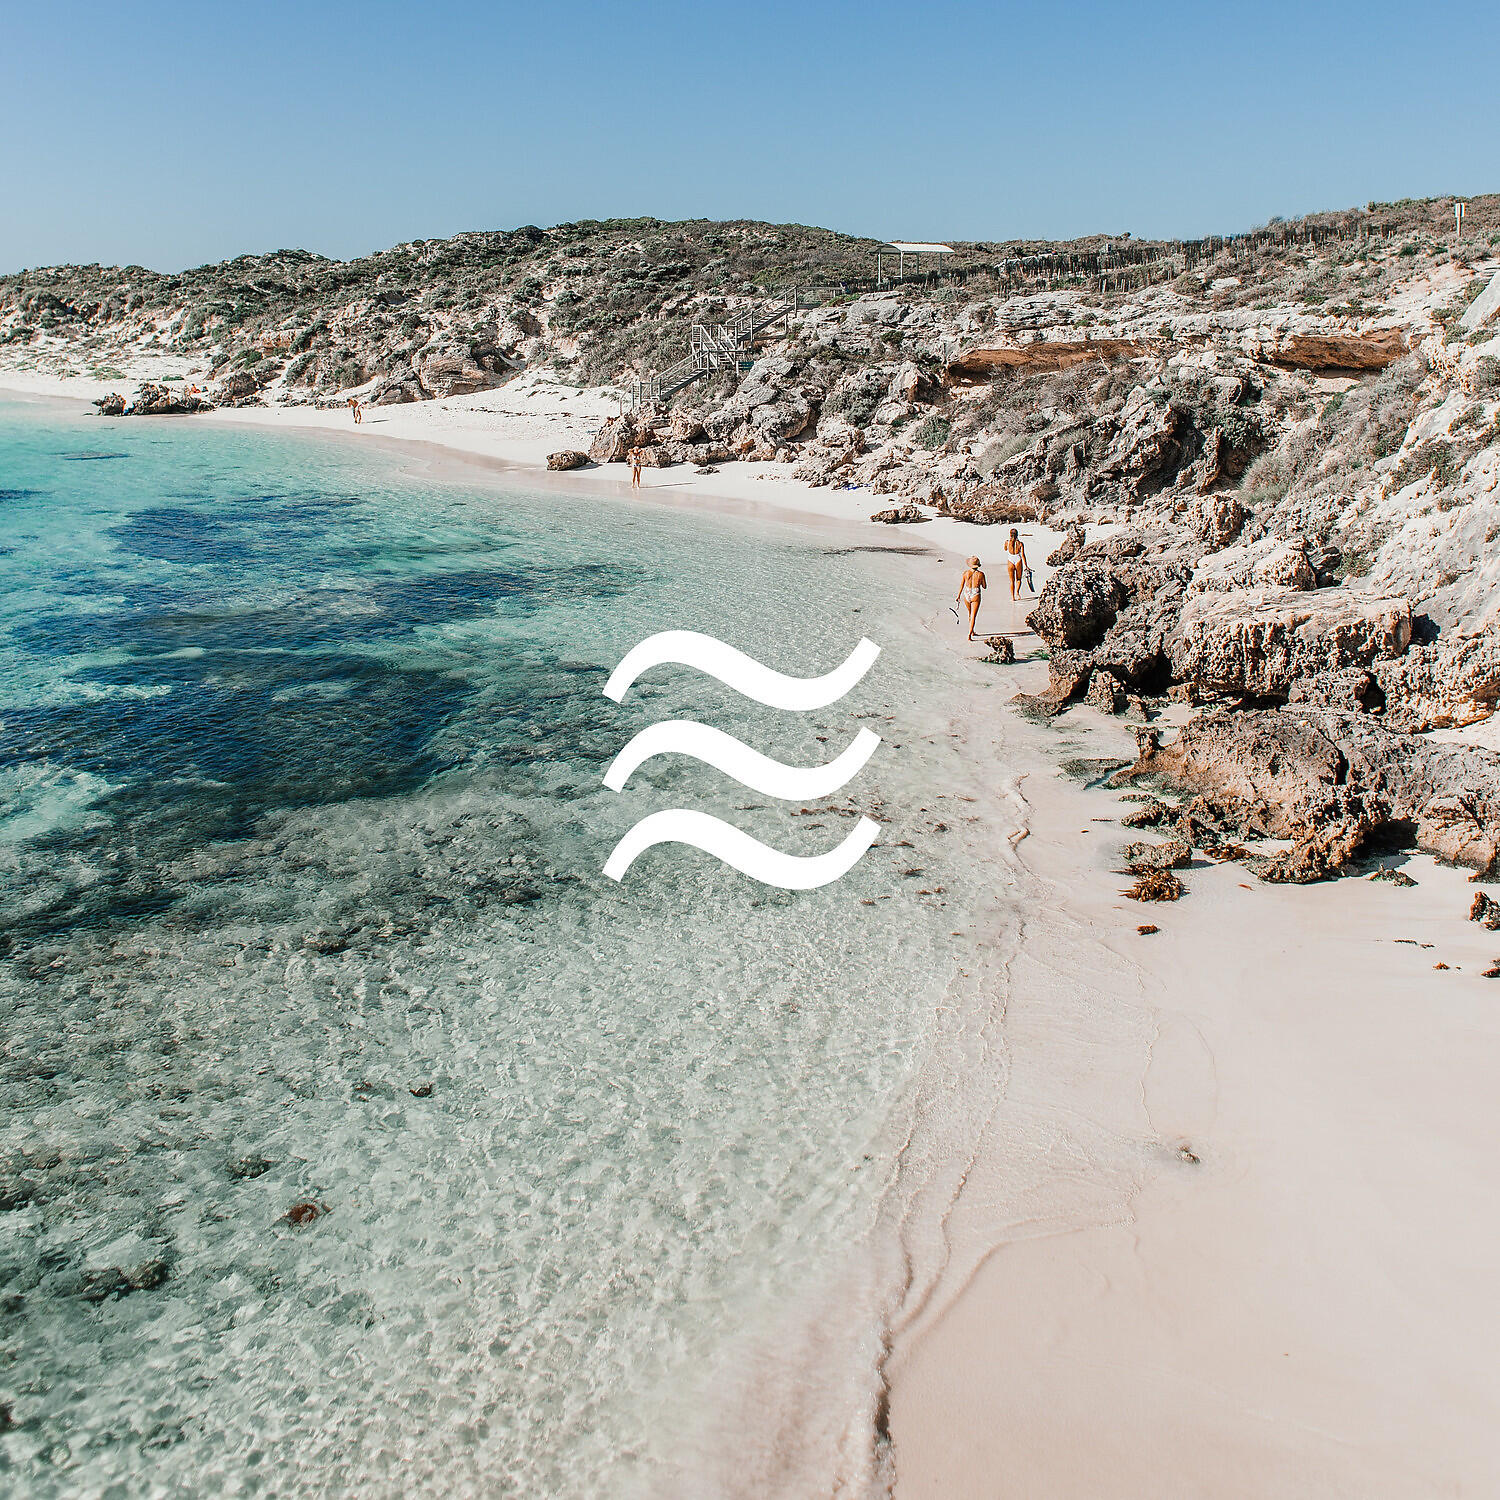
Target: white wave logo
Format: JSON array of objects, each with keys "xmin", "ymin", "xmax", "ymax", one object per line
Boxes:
[{"xmin": 601, "ymin": 631, "xmax": 882, "ymax": 889}]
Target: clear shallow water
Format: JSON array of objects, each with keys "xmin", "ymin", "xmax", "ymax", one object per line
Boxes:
[{"xmin": 0, "ymin": 402, "xmax": 1005, "ymax": 1496}]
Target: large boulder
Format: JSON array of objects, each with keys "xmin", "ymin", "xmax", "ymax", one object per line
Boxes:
[
  {"xmin": 890, "ymin": 360, "xmax": 939, "ymax": 404},
  {"xmin": 1169, "ymin": 587, "xmax": 1412, "ymax": 697},
  {"xmin": 1144, "ymin": 706, "xmax": 1500, "ymax": 878},
  {"xmin": 589, "ymin": 411, "xmax": 653, "ymax": 465},
  {"xmin": 367, "ymin": 373, "xmax": 423, "ymax": 405},
  {"xmin": 546, "ymin": 450, "xmax": 590, "ymax": 471},
  {"xmin": 1188, "ymin": 535, "xmax": 1318, "ymax": 594},
  {"xmin": 414, "ymin": 343, "xmax": 504, "ymax": 397},
  {"xmin": 211, "ymin": 371, "xmax": 264, "ymax": 406},
  {"xmin": 750, "ymin": 393, "xmax": 814, "ymax": 445},
  {"xmin": 1374, "ymin": 629, "xmax": 1500, "ymax": 731},
  {"xmin": 1027, "ymin": 561, "xmax": 1127, "ymax": 650}
]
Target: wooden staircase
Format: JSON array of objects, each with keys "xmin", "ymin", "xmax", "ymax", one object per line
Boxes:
[{"xmin": 630, "ymin": 291, "xmax": 798, "ymax": 410}]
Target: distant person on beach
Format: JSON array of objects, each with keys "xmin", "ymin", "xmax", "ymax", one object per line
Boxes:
[
  {"xmin": 1004, "ymin": 528, "xmax": 1028, "ymax": 601},
  {"xmin": 347, "ymin": 396, "xmax": 362, "ymax": 425},
  {"xmin": 629, "ymin": 448, "xmax": 643, "ymax": 489},
  {"xmin": 956, "ymin": 556, "xmax": 986, "ymax": 640}
]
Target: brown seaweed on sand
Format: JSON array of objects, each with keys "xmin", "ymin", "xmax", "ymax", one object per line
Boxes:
[{"xmin": 1124, "ymin": 869, "xmax": 1184, "ymax": 901}]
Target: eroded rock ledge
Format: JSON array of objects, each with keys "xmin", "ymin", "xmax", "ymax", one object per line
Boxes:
[
  {"xmin": 1136, "ymin": 707, "xmax": 1500, "ymax": 881},
  {"xmin": 1020, "ymin": 522, "xmax": 1500, "ymax": 880}
]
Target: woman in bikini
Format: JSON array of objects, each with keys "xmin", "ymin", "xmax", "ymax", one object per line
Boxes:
[
  {"xmin": 629, "ymin": 448, "xmax": 643, "ymax": 489},
  {"xmin": 956, "ymin": 556, "xmax": 986, "ymax": 641},
  {"xmin": 1004, "ymin": 528, "xmax": 1027, "ymax": 601}
]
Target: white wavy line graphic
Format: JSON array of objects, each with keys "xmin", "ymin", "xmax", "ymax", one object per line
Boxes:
[
  {"xmin": 604, "ymin": 631, "xmax": 880, "ymax": 711},
  {"xmin": 603, "ymin": 809, "xmax": 881, "ymax": 889},
  {"xmin": 603, "ymin": 722, "xmax": 880, "ymax": 801}
]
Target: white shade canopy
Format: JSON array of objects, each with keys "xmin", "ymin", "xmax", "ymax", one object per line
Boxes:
[{"xmin": 884, "ymin": 242, "xmax": 954, "ymax": 254}]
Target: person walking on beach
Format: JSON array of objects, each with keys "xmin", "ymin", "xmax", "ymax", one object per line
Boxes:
[
  {"xmin": 629, "ymin": 447, "xmax": 643, "ymax": 489},
  {"xmin": 1004, "ymin": 528, "xmax": 1028, "ymax": 601},
  {"xmin": 956, "ymin": 556, "xmax": 986, "ymax": 641},
  {"xmin": 347, "ymin": 396, "xmax": 363, "ymax": 425}
]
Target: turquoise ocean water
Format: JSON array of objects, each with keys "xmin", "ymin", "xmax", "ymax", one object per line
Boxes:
[{"xmin": 0, "ymin": 400, "xmax": 1010, "ymax": 1497}]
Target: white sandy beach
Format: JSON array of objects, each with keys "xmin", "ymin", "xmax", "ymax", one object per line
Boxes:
[{"xmin": 4, "ymin": 373, "xmax": 1497, "ymax": 1497}]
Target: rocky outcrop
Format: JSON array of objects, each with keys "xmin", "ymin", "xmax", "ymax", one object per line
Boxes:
[
  {"xmin": 871, "ymin": 505, "xmax": 927, "ymax": 523},
  {"xmin": 792, "ymin": 420, "xmax": 865, "ymax": 486},
  {"xmin": 546, "ymin": 449, "xmax": 590, "ymax": 471},
  {"xmin": 1025, "ymin": 528, "xmax": 1198, "ymax": 705},
  {"xmin": 1088, "ymin": 388, "xmax": 1200, "ymax": 498},
  {"xmin": 1169, "ymin": 587, "xmax": 1412, "ymax": 698},
  {"xmin": 1028, "ymin": 559, "xmax": 1129, "ymax": 650},
  {"xmin": 1188, "ymin": 535, "xmax": 1319, "ymax": 594},
  {"xmin": 212, "ymin": 370, "xmax": 267, "ymax": 406},
  {"xmin": 946, "ymin": 338, "xmax": 1152, "ymax": 382},
  {"xmin": 414, "ymin": 343, "xmax": 505, "ymax": 397},
  {"xmin": 1143, "ymin": 706, "xmax": 1500, "ymax": 879},
  {"xmin": 1086, "ymin": 669, "xmax": 1128, "ymax": 713},
  {"xmin": 589, "ymin": 411, "xmax": 647, "ymax": 465},
  {"xmin": 1188, "ymin": 491, "xmax": 1248, "ymax": 550},
  {"xmin": 1374, "ymin": 630, "xmax": 1500, "ymax": 731},
  {"xmin": 1255, "ymin": 327, "xmax": 1409, "ymax": 373},
  {"xmin": 1046, "ymin": 522, "xmax": 1088, "ymax": 567},
  {"xmin": 100, "ymin": 382, "xmax": 213, "ymax": 415},
  {"xmin": 1460, "ymin": 270, "xmax": 1500, "ymax": 333}
]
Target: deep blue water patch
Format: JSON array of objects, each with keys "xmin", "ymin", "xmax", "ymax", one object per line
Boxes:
[{"xmin": 0, "ymin": 406, "xmax": 651, "ymax": 950}]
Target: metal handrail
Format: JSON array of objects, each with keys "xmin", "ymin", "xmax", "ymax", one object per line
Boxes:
[{"xmin": 631, "ymin": 289, "xmax": 798, "ymax": 410}]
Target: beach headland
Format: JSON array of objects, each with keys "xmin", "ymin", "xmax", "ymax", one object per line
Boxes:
[{"xmin": 6, "ymin": 379, "xmax": 1497, "ymax": 1494}]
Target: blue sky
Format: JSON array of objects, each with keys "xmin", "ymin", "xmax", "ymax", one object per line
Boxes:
[{"xmin": 2, "ymin": 0, "xmax": 1495, "ymax": 272}]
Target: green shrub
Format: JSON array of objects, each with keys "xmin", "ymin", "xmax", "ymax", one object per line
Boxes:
[
  {"xmin": 1389, "ymin": 439, "xmax": 1457, "ymax": 491},
  {"xmin": 291, "ymin": 319, "xmax": 327, "ymax": 353},
  {"xmin": 912, "ymin": 414, "xmax": 951, "ymax": 449}
]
